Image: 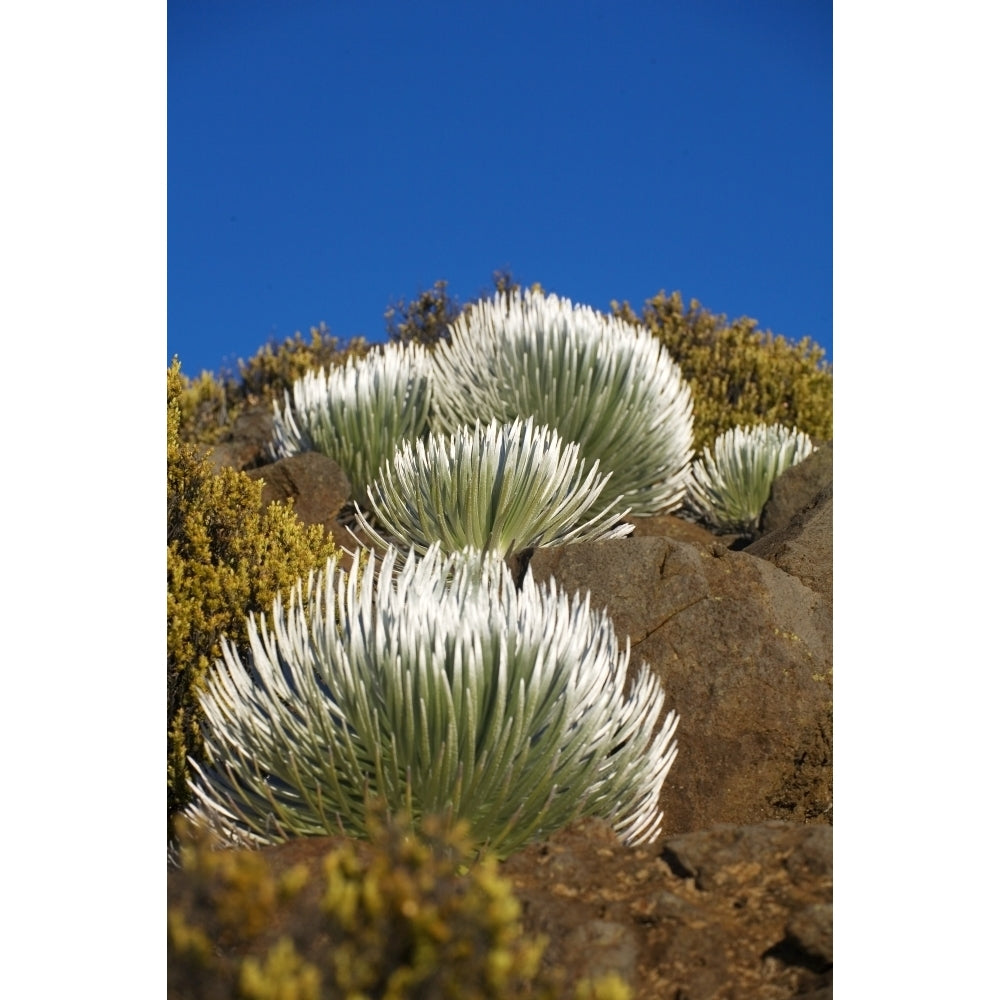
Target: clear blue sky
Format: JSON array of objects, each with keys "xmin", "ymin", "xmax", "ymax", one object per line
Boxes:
[{"xmin": 168, "ymin": 0, "xmax": 831, "ymax": 378}]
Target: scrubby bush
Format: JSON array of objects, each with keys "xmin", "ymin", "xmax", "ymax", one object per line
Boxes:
[
  {"xmin": 185, "ymin": 544, "xmax": 678, "ymax": 859},
  {"xmin": 384, "ymin": 270, "xmax": 533, "ymax": 350},
  {"xmin": 169, "ymin": 810, "xmax": 632, "ymax": 1000},
  {"xmin": 172, "ymin": 368, "xmax": 235, "ymax": 448},
  {"xmin": 355, "ymin": 417, "xmax": 634, "ymax": 559},
  {"xmin": 684, "ymin": 423, "xmax": 815, "ymax": 536},
  {"xmin": 384, "ymin": 279, "xmax": 467, "ymax": 349},
  {"xmin": 168, "ymin": 360, "xmax": 341, "ymax": 833},
  {"xmin": 431, "ymin": 289, "xmax": 694, "ymax": 517},
  {"xmin": 611, "ymin": 291, "xmax": 832, "ymax": 453},
  {"xmin": 271, "ymin": 342, "xmax": 433, "ymax": 502}
]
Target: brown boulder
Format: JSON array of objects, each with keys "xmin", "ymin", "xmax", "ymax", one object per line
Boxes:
[
  {"xmin": 530, "ymin": 535, "xmax": 832, "ymax": 834},
  {"xmin": 245, "ymin": 451, "xmax": 358, "ymax": 553},
  {"xmin": 628, "ymin": 511, "xmax": 742, "ymax": 549},
  {"xmin": 758, "ymin": 444, "xmax": 832, "ymax": 538},
  {"xmin": 246, "ymin": 451, "xmax": 351, "ymax": 529},
  {"xmin": 745, "ymin": 446, "xmax": 832, "ymax": 607},
  {"xmin": 202, "ymin": 404, "xmax": 276, "ymax": 472}
]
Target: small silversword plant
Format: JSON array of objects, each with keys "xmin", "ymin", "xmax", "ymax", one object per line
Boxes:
[
  {"xmin": 354, "ymin": 416, "xmax": 634, "ymax": 559},
  {"xmin": 270, "ymin": 341, "xmax": 432, "ymax": 501},
  {"xmin": 430, "ymin": 288, "xmax": 695, "ymax": 516},
  {"xmin": 684, "ymin": 423, "xmax": 815, "ymax": 535},
  {"xmin": 185, "ymin": 544, "xmax": 679, "ymax": 858}
]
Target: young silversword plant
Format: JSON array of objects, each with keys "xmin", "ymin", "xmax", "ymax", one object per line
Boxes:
[
  {"xmin": 431, "ymin": 288, "xmax": 695, "ymax": 517},
  {"xmin": 353, "ymin": 416, "xmax": 634, "ymax": 559},
  {"xmin": 270, "ymin": 341, "xmax": 432, "ymax": 502},
  {"xmin": 684, "ymin": 422, "xmax": 815, "ymax": 536},
  {"xmin": 185, "ymin": 544, "xmax": 679, "ymax": 859}
]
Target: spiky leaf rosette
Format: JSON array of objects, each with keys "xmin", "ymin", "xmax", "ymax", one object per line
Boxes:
[
  {"xmin": 684, "ymin": 423, "xmax": 815, "ymax": 535},
  {"xmin": 431, "ymin": 288, "xmax": 695, "ymax": 516},
  {"xmin": 353, "ymin": 416, "xmax": 634, "ymax": 559},
  {"xmin": 185, "ymin": 544, "xmax": 679, "ymax": 858},
  {"xmin": 271, "ymin": 342, "xmax": 432, "ymax": 502}
]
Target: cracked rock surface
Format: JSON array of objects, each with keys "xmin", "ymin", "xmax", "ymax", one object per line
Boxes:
[{"xmin": 530, "ymin": 519, "xmax": 832, "ymax": 835}]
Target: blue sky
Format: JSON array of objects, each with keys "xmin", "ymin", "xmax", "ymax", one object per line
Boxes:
[{"xmin": 168, "ymin": 0, "xmax": 832, "ymax": 378}]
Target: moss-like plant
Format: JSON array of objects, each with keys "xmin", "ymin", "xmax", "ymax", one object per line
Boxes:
[
  {"xmin": 684, "ymin": 423, "xmax": 815, "ymax": 536},
  {"xmin": 169, "ymin": 810, "xmax": 632, "ymax": 1000},
  {"xmin": 354, "ymin": 417, "xmax": 634, "ymax": 560},
  {"xmin": 168, "ymin": 360, "xmax": 340, "ymax": 833},
  {"xmin": 271, "ymin": 342, "xmax": 432, "ymax": 502},
  {"xmin": 185, "ymin": 544, "xmax": 678, "ymax": 859},
  {"xmin": 611, "ymin": 291, "xmax": 832, "ymax": 453},
  {"xmin": 431, "ymin": 288, "xmax": 694, "ymax": 517}
]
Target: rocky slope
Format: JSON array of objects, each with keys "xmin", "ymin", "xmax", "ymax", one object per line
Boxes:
[{"xmin": 174, "ymin": 413, "xmax": 833, "ymax": 998}]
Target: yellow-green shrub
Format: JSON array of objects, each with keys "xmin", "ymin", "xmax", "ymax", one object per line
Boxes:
[
  {"xmin": 237, "ymin": 323, "xmax": 370, "ymax": 408},
  {"xmin": 167, "ymin": 360, "xmax": 341, "ymax": 832},
  {"xmin": 173, "ymin": 368, "xmax": 235, "ymax": 448},
  {"xmin": 611, "ymin": 291, "xmax": 832, "ymax": 453},
  {"xmin": 168, "ymin": 810, "xmax": 632, "ymax": 1000}
]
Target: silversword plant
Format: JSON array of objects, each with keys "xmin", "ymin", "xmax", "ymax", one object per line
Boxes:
[
  {"xmin": 270, "ymin": 341, "xmax": 432, "ymax": 501},
  {"xmin": 431, "ymin": 288, "xmax": 695, "ymax": 516},
  {"xmin": 354, "ymin": 416, "xmax": 634, "ymax": 559},
  {"xmin": 685, "ymin": 423, "xmax": 815, "ymax": 535},
  {"xmin": 185, "ymin": 544, "xmax": 679, "ymax": 858}
]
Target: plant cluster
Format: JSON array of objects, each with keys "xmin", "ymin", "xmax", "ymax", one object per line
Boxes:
[
  {"xmin": 168, "ymin": 360, "xmax": 341, "ymax": 833},
  {"xmin": 431, "ymin": 288, "xmax": 694, "ymax": 518},
  {"xmin": 185, "ymin": 545, "xmax": 678, "ymax": 859},
  {"xmin": 273, "ymin": 288, "xmax": 689, "ymax": 549},
  {"xmin": 611, "ymin": 290, "xmax": 832, "ymax": 453},
  {"xmin": 683, "ymin": 423, "xmax": 816, "ymax": 536},
  {"xmin": 169, "ymin": 810, "xmax": 631, "ymax": 1000},
  {"xmin": 382, "ymin": 278, "xmax": 831, "ymax": 464}
]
